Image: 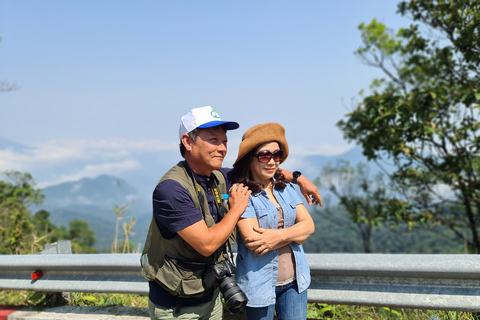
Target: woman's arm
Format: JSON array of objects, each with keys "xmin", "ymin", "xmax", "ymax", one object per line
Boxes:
[
  {"xmin": 283, "ymin": 203, "xmax": 315, "ymax": 245},
  {"xmin": 237, "ymin": 204, "xmax": 315, "ymax": 256}
]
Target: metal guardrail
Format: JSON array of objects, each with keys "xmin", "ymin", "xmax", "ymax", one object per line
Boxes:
[
  {"xmin": 0, "ymin": 253, "xmax": 146, "ymax": 295},
  {"xmin": 1, "ymin": 251, "xmax": 480, "ymax": 312},
  {"xmin": 307, "ymin": 254, "xmax": 480, "ymax": 312}
]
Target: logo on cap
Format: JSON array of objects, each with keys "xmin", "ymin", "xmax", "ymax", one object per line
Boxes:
[{"xmin": 211, "ymin": 109, "xmax": 220, "ymax": 119}]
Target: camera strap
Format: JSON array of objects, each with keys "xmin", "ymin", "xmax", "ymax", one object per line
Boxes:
[
  {"xmin": 209, "ymin": 176, "xmax": 235, "ymax": 263},
  {"xmin": 211, "ymin": 178, "xmax": 226, "ymax": 219}
]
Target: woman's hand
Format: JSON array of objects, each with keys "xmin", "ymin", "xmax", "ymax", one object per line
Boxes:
[{"xmin": 244, "ymin": 227, "xmax": 284, "ymax": 256}]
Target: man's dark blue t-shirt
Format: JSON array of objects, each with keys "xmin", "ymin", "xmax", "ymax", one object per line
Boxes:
[{"xmin": 149, "ymin": 167, "xmax": 235, "ymax": 308}]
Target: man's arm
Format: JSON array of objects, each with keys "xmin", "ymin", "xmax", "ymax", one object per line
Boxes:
[
  {"xmin": 282, "ymin": 169, "xmax": 322, "ymax": 206},
  {"xmin": 178, "ymin": 183, "xmax": 251, "ymax": 257}
]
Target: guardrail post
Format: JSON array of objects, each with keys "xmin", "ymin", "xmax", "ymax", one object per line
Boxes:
[
  {"xmin": 34, "ymin": 241, "xmax": 73, "ymax": 305},
  {"xmin": 39, "ymin": 240, "xmax": 72, "ymax": 255}
]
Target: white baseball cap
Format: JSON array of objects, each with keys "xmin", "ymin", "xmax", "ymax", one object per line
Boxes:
[{"xmin": 179, "ymin": 106, "xmax": 239, "ymax": 139}]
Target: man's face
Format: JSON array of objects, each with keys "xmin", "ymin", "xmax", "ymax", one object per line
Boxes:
[{"xmin": 189, "ymin": 126, "xmax": 228, "ymax": 174}]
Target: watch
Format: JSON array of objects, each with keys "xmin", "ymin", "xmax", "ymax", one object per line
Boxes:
[{"xmin": 291, "ymin": 171, "xmax": 302, "ymax": 184}]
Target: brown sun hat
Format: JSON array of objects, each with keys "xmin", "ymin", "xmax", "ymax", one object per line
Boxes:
[{"xmin": 233, "ymin": 122, "xmax": 289, "ymax": 167}]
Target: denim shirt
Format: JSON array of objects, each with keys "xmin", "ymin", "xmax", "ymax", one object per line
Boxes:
[{"xmin": 235, "ymin": 183, "xmax": 311, "ymax": 307}]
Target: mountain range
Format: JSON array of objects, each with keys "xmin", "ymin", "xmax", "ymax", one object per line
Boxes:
[{"xmin": 1, "ymin": 136, "xmax": 380, "ymax": 251}]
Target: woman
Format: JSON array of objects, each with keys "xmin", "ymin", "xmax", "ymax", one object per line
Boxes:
[{"xmin": 233, "ymin": 123, "xmax": 315, "ymax": 320}]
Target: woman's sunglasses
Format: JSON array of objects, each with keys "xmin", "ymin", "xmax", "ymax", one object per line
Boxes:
[{"xmin": 254, "ymin": 150, "xmax": 284, "ymax": 163}]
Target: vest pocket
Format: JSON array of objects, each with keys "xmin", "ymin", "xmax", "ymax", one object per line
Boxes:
[{"xmin": 156, "ymin": 256, "xmax": 208, "ymax": 298}]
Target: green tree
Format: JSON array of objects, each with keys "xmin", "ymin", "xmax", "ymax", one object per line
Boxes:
[
  {"xmin": 337, "ymin": 1, "xmax": 480, "ymax": 252},
  {"xmin": 69, "ymin": 219, "xmax": 97, "ymax": 253},
  {"xmin": 31, "ymin": 209, "xmax": 58, "ymax": 251},
  {"xmin": 0, "ymin": 171, "xmax": 44, "ymax": 254},
  {"xmin": 316, "ymin": 161, "xmax": 407, "ymax": 253}
]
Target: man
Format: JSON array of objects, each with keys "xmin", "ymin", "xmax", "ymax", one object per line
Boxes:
[{"xmin": 141, "ymin": 106, "xmax": 322, "ymax": 320}]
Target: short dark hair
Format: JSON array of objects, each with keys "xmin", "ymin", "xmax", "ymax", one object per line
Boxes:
[
  {"xmin": 179, "ymin": 128, "xmax": 200, "ymax": 158},
  {"xmin": 233, "ymin": 146, "xmax": 286, "ymax": 194}
]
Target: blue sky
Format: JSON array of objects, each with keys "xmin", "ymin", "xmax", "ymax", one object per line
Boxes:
[{"xmin": 0, "ymin": 1, "xmax": 412, "ymax": 188}]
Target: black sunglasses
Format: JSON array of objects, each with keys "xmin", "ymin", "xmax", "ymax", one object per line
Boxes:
[{"xmin": 254, "ymin": 150, "xmax": 284, "ymax": 163}]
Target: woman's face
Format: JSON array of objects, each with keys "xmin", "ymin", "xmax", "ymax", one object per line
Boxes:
[{"xmin": 250, "ymin": 141, "xmax": 281, "ymax": 186}]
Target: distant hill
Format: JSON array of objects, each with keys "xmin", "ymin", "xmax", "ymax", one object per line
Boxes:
[
  {"xmin": 37, "ymin": 174, "xmax": 151, "ymax": 252},
  {"xmin": 42, "ymin": 174, "xmax": 138, "ymax": 208}
]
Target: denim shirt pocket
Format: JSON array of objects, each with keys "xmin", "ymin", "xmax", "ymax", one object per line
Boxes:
[{"xmin": 256, "ymin": 208, "xmax": 271, "ymax": 229}]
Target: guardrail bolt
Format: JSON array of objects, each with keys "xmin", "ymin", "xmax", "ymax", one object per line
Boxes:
[{"xmin": 31, "ymin": 270, "xmax": 43, "ymax": 280}]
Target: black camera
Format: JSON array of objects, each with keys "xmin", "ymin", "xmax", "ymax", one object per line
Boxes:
[{"xmin": 203, "ymin": 259, "xmax": 248, "ymax": 313}]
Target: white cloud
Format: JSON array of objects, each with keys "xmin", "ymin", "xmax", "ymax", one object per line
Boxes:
[
  {"xmin": 33, "ymin": 138, "xmax": 178, "ymax": 161},
  {"xmin": 0, "ymin": 150, "xmax": 27, "ymax": 172}
]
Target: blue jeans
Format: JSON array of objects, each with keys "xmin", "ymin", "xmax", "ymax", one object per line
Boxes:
[{"xmin": 243, "ymin": 280, "xmax": 307, "ymax": 320}]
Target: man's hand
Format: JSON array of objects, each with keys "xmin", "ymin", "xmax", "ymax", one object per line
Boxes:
[
  {"xmin": 228, "ymin": 183, "xmax": 251, "ymax": 215},
  {"xmin": 297, "ymin": 176, "xmax": 322, "ymax": 206}
]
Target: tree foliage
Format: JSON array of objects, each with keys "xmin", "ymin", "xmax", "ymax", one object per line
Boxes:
[
  {"xmin": 316, "ymin": 161, "xmax": 408, "ymax": 253},
  {"xmin": 0, "ymin": 171, "xmax": 44, "ymax": 254},
  {"xmin": 338, "ymin": 1, "xmax": 480, "ymax": 252},
  {"xmin": 68, "ymin": 219, "xmax": 97, "ymax": 253},
  {"xmin": 0, "ymin": 171, "xmax": 97, "ymax": 254}
]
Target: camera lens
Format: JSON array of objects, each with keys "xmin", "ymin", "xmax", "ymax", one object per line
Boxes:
[{"xmin": 218, "ymin": 276, "xmax": 248, "ymax": 313}]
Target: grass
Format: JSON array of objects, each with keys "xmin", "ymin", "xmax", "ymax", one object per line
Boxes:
[
  {"xmin": 0, "ymin": 290, "xmax": 477, "ymax": 319},
  {"xmin": 0, "ymin": 290, "xmax": 149, "ymax": 308},
  {"xmin": 306, "ymin": 303, "xmax": 476, "ymax": 320}
]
